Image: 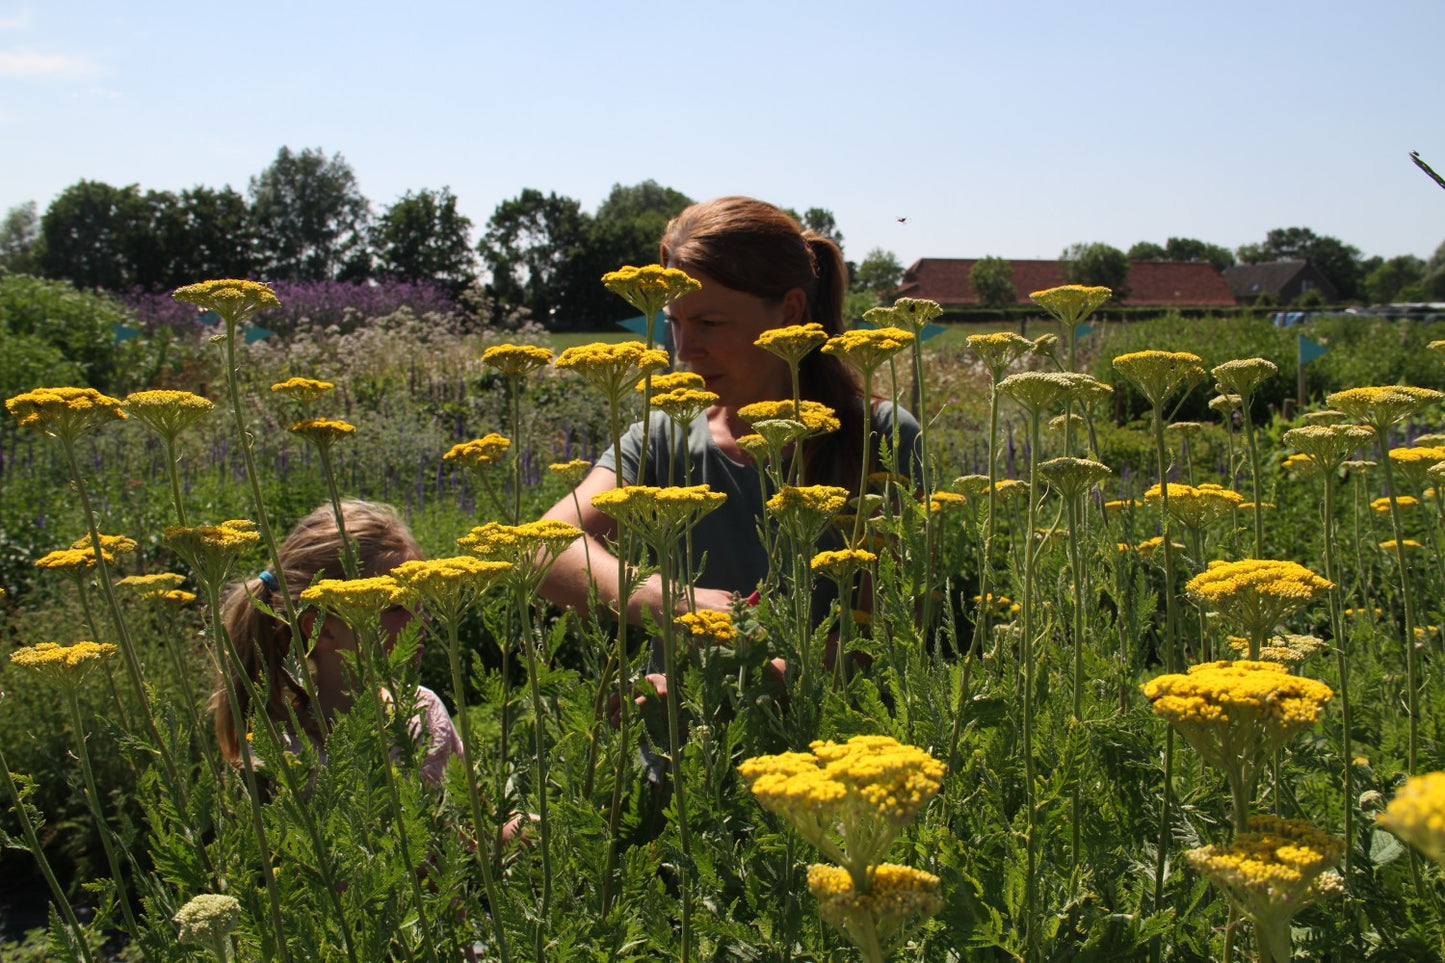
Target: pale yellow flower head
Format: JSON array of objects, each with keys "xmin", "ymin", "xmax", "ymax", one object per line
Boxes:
[
  {"xmin": 288, "ymin": 417, "xmax": 355, "ymax": 447},
  {"xmin": 601, "ymin": 264, "xmax": 701, "ymax": 320},
  {"xmin": 1389, "ymin": 445, "xmax": 1445, "ymax": 489},
  {"xmin": 996, "ymin": 371, "xmax": 1076, "ymax": 415},
  {"xmin": 553, "ymin": 341, "xmax": 670, "ymax": 402},
  {"xmin": 1112, "ymin": 350, "xmax": 1207, "ymax": 408},
  {"xmin": 1029, "ymin": 284, "xmax": 1111, "ymax": 326},
  {"xmin": 269, "ymin": 378, "xmax": 334, "ymax": 406},
  {"xmin": 163, "ymin": 520, "xmax": 260, "ymax": 588},
  {"xmin": 115, "ymin": 572, "xmax": 187, "ymax": 595},
  {"xmin": 173, "ymin": 279, "xmax": 281, "ymax": 324},
  {"xmin": 651, "ymin": 387, "xmax": 718, "ymax": 425},
  {"xmin": 457, "ymin": 520, "xmax": 582, "ymax": 587},
  {"xmin": 822, "ymin": 326, "xmax": 915, "ymax": 374},
  {"xmin": 755, "ymin": 322, "xmax": 828, "ymax": 367},
  {"xmin": 124, "ymin": 390, "xmax": 214, "ymax": 440},
  {"xmin": 967, "ymin": 331, "xmax": 1034, "ymax": 380},
  {"xmin": 1227, "ymin": 632, "xmax": 1325, "ymax": 668},
  {"xmin": 738, "ymin": 399, "xmax": 839, "ymax": 436},
  {"xmin": 1185, "ymin": 558, "xmax": 1333, "ymax": 649},
  {"xmin": 6, "ymin": 386, "xmax": 126, "ymax": 440},
  {"xmin": 1144, "ymin": 482, "xmax": 1244, "ymax": 530},
  {"xmin": 807, "ymin": 862, "xmax": 943, "ymax": 956},
  {"xmin": 173, "ymin": 893, "xmax": 242, "ymax": 948},
  {"xmin": 766, "ymin": 484, "xmax": 850, "ymax": 545},
  {"xmin": 390, "ymin": 555, "xmax": 512, "ymax": 625},
  {"xmin": 674, "ymin": 609, "xmax": 737, "ymax": 645},
  {"xmin": 1283, "ymin": 424, "xmax": 1374, "ymax": 468},
  {"xmin": 1038, "ymin": 456, "xmax": 1111, "ymax": 500},
  {"xmin": 887, "ymin": 297, "xmax": 943, "ymax": 333},
  {"xmin": 300, "ymin": 575, "xmax": 404, "ymax": 632},
  {"xmin": 547, "ymin": 458, "xmax": 594, "ymax": 487},
  {"xmin": 638, "ymin": 370, "xmax": 706, "ymax": 394},
  {"xmin": 1212, "ymin": 358, "xmax": 1278, "ymax": 399},
  {"xmin": 1379, "ymin": 771, "xmax": 1445, "ymax": 866},
  {"xmin": 444, "ymin": 434, "xmax": 512, "ymax": 471},
  {"xmin": 590, "ymin": 485, "xmax": 726, "ymax": 550},
  {"xmin": 811, "ymin": 547, "xmax": 878, "ymax": 581},
  {"xmin": 10, "ymin": 640, "xmax": 118, "ymax": 690},
  {"xmin": 481, "ymin": 343, "xmax": 553, "ymax": 378},
  {"xmin": 1326, "ymin": 385, "xmax": 1443, "ymax": 432}
]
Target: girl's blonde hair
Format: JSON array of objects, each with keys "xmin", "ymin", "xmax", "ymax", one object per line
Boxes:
[{"xmin": 211, "ymin": 500, "xmax": 421, "ymax": 763}]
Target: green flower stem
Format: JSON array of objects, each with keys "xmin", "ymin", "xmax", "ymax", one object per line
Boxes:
[
  {"xmin": 1148, "ymin": 404, "xmax": 1181, "ymax": 673},
  {"xmin": 515, "ymin": 584, "xmax": 554, "ymax": 955},
  {"xmin": 601, "ymin": 392, "xmax": 633, "ymax": 916},
  {"xmin": 61, "ymin": 686, "xmax": 142, "ymax": 938},
  {"xmin": 1318, "ymin": 471, "xmax": 1354, "ymax": 879},
  {"xmin": 908, "ymin": 337, "xmax": 938, "ymax": 644},
  {"xmin": 1020, "ymin": 406, "xmax": 1042, "ymax": 959},
  {"xmin": 0, "ymin": 744, "xmax": 97, "ymax": 963},
  {"xmin": 315, "ymin": 442, "xmax": 359, "ymax": 578},
  {"xmin": 656, "ymin": 547, "xmax": 694, "ymax": 963},
  {"xmin": 163, "ymin": 434, "xmax": 190, "ymax": 527},
  {"xmin": 850, "ymin": 367, "xmax": 877, "ymax": 550},
  {"xmin": 441, "ymin": 613, "xmax": 512, "ymax": 963},
  {"xmin": 1065, "ymin": 488, "xmax": 1086, "ymax": 872},
  {"xmin": 1378, "ymin": 445, "xmax": 1421, "ymax": 774},
  {"xmin": 1151, "ymin": 728, "xmax": 1175, "ymax": 924},
  {"xmin": 1240, "ymin": 399, "xmax": 1266, "ymax": 558}
]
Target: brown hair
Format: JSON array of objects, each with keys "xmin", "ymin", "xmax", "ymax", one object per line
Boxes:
[
  {"xmin": 211, "ymin": 500, "xmax": 422, "ymax": 763},
  {"xmin": 660, "ymin": 196, "xmax": 871, "ymax": 486}
]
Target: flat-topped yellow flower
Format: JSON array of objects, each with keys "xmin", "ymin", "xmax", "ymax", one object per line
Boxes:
[
  {"xmin": 996, "ymin": 371, "xmax": 1076, "ymax": 415},
  {"xmin": 1212, "ymin": 358, "xmax": 1278, "ymax": 399},
  {"xmin": 1186, "ymin": 816, "xmax": 1343, "ymax": 962},
  {"xmin": 926, "ymin": 491, "xmax": 967, "ymax": 514},
  {"xmin": 807, "ymin": 862, "xmax": 943, "ymax": 957},
  {"xmin": 444, "ymin": 434, "xmax": 511, "ymax": 471},
  {"xmin": 811, "ymin": 547, "xmax": 878, "ymax": 581},
  {"xmin": 601, "ymin": 264, "xmax": 701, "ymax": 321},
  {"xmin": 10, "ymin": 640, "xmax": 118, "ymax": 689},
  {"xmin": 1379, "ymin": 771, "xmax": 1445, "ymax": 866},
  {"xmin": 1209, "ymin": 393, "xmax": 1242, "ymax": 417},
  {"xmin": 116, "ymin": 572, "xmax": 187, "ymax": 595},
  {"xmin": 172, "ymin": 279, "xmax": 280, "ymax": 326},
  {"xmin": 164, "ymin": 520, "xmax": 260, "ymax": 588},
  {"xmin": 124, "ymin": 390, "xmax": 214, "ymax": 440},
  {"xmin": 951, "ymin": 474, "xmax": 992, "ymax": 498},
  {"xmin": 1327, "ymin": 385, "xmax": 1443, "ymax": 432},
  {"xmin": 173, "ymin": 893, "xmax": 242, "ymax": 953},
  {"xmin": 739, "ymin": 735, "xmax": 945, "ymax": 881},
  {"xmin": 1144, "ymin": 482, "xmax": 1244, "ymax": 530},
  {"xmin": 823, "ymin": 326, "xmax": 914, "ymax": 374},
  {"xmin": 992, "ymin": 478, "xmax": 1029, "ymax": 503},
  {"xmin": 301, "ymin": 575, "xmax": 403, "ymax": 631},
  {"xmin": 1227, "ymin": 632, "xmax": 1325, "ymax": 667},
  {"xmin": 269, "ymin": 378, "xmax": 334, "ymax": 405},
  {"xmin": 755, "ymin": 322, "xmax": 828, "ymax": 367},
  {"xmin": 1185, "ymin": 558, "xmax": 1333, "ymax": 656},
  {"xmin": 37, "ymin": 533, "xmax": 136, "ymax": 575},
  {"xmin": 1038, "ymin": 457, "xmax": 1111, "ymax": 500},
  {"xmin": 1029, "ymin": 284, "xmax": 1111, "ymax": 326},
  {"xmin": 1389, "ymin": 445, "xmax": 1445, "ymax": 489},
  {"xmin": 767, "ymin": 484, "xmax": 849, "ymax": 546},
  {"xmin": 637, "ymin": 370, "xmax": 705, "ymax": 394},
  {"xmin": 1372, "ymin": 495, "xmax": 1419, "ymax": 513},
  {"xmin": 675, "ymin": 609, "xmax": 737, "ymax": 644},
  {"xmin": 1284, "ymin": 424, "xmax": 1375, "ymax": 471},
  {"xmin": 481, "ymin": 343, "xmax": 553, "ymax": 377},
  {"xmin": 886, "ymin": 297, "xmax": 943, "ymax": 334},
  {"xmin": 390, "ymin": 555, "xmax": 512, "ymax": 626},
  {"xmin": 457, "ymin": 519, "xmax": 582, "ymax": 590},
  {"xmin": 738, "ymin": 399, "xmax": 840, "ymax": 436},
  {"xmin": 554, "ymin": 341, "xmax": 670, "ymax": 402},
  {"xmin": 1112, "ymin": 350, "xmax": 1207, "ymax": 407},
  {"xmin": 967, "ymin": 331, "xmax": 1034, "ymax": 381},
  {"xmin": 591, "ymin": 485, "xmax": 726, "ymax": 550},
  {"xmin": 7, "ymin": 387, "xmax": 126, "ymax": 439},
  {"xmin": 288, "ymin": 417, "xmax": 355, "ymax": 446},
  {"xmin": 547, "ymin": 458, "xmax": 593, "ymax": 487},
  {"xmin": 651, "ymin": 387, "xmax": 718, "ymax": 424}
]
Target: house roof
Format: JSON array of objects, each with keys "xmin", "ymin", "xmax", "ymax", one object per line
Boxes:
[
  {"xmin": 1221, "ymin": 259, "xmax": 1337, "ymax": 301},
  {"xmin": 894, "ymin": 258, "xmax": 1238, "ymax": 308}
]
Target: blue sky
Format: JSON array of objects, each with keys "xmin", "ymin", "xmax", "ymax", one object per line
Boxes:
[{"xmin": 4, "ymin": 1, "xmax": 1444, "ymax": 271}]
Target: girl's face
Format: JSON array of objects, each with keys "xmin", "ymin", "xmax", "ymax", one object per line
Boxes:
[{"xmin": 664, "ymin": 271, "xmax": 807, "ymax": 410}]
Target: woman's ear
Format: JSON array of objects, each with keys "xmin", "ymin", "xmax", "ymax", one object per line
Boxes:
[
  {"xmin": 781, "ymin": 287, "xmax": 807, "ymax": 325},
  {"xmin": 298, "ymin": 610, "xmax": 319, "ymax": 647}
]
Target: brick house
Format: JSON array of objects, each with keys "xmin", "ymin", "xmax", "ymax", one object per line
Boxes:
[
  {"xmin": 893, "ymin": 258, "xmax": 1238, "ymax": 308},
  {"xmin": 1220, "ymin": 259, "xmax": 1339, "ymax": 305}
]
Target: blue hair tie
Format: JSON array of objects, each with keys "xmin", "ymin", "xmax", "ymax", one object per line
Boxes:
[{"xmin": 257, "ymin": 570, "xmax": 280, "ymax": 594}]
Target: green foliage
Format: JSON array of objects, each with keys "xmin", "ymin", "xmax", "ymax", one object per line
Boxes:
[
  {"xmin": 0, "ymin": 275, "xmax": 145, "ymax": 393},
  {"xmin": 1237, "ymin": 226, "xmax": 1363, "ymax": 302},
  {"xmin": 372, "ymin": 187, "xmax": 477, "ymax": 293},
  {"xmin": 1063, "ymin": 242, "xmax": 1129, "ymax": 296},
  {"xmin": 971, "ymin": 255, "xmax": 1017, "ymax": 308},
  {"xmin": 249, "ymin": 146, "xmax": 372, "ymax": 282},
  {"xmin": 0, "ymin": 201, "xmax": 39, "ymax": 276},
  {"xmin": 1130, "ymin": 236, "xmax": 1235, "ymax": 272}
]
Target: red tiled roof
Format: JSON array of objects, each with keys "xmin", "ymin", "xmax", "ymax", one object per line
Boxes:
[{"xmin": 895, "ymin": 258, "xmax": 1238, "ymax": 308}]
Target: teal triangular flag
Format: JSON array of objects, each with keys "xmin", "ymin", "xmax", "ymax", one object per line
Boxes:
[
  {"xmin": 245, "ymin": 325, "xmax": 274, "ymax": 344},
  {"xmin": 1298, "ymin": 333, "xmax": 1329, "ymax": 365},
  {"xmin": 1074, "ymin": 322, "xmax": 1093, "ymax": 340},
  {"xmin": 196, "ymin": 310, "xmax": 220, "ymax": 326},
  {"xmin": 112, "ymin": 323, "xmax": 141, "ymax": 342}
]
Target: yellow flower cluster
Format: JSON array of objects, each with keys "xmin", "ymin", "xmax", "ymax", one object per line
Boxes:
[
  {"xmin": 973, "ymin": 593, "xmax": 1020, "ymax": 616},
  {"xmin": 173, "ymin": 279, "xmax": 281, "ymax": 318},
  {"xmin": 738, "ymin": 399, "xmax": 840, "ymax": 437},
  {"xmin": 1029, "ymin": 284, "xmax": 1112, "ymax": 325},
  {"xmin": 1372, "ymin": 495, "xmax": 1419, "ymax": 513},
  {"xmin": 1211, "ymin": 358, "xmax": 1278, "ymax": 398},
  {"xmin": 811, "ymin": 548, "xmax": 878, "ymax": 580},
  {"xmin": 884, "ymin": 297, "xmax": 943, "ymax": 333},
  {"xmin": 124, "ymin": 390, "xmax": 214, "ymax": 440},
  {"xmin": 1284, "ymin": 424, "xmax": 1375, "ymax": 468},
  {"xmin": 991, "ymin": 478, "xmax": 1029, "ymax": 503},
  {"xmin": 481, "ymin": 343, "xmax": 553, "ymax": 377},
  {"xmin": 288, "ymin": 417, "xmax": 355, "ymax": 446},
  {"xmin": 553, "ymin": 341, "xmax": 671, "ymax": 401},
  {"xmin": 637, "ymin": 370, "xmax": 705, "ymax": 393},
  {"xmin": 821, "ymin": 327, "xmax": 915, "ymax": 373},
  {"xmin": 36, "ymin": 534, "xmax": 137, "ymax": 574},
  {"xmin": 6, "ymin": 386, "xmax": 127, "ymax": 439},
  {"xmin": 10, "ymin": 640, "xmax": 118, "ymax": 688},
  {"xmin": 590, "ymin": 485, "xmax": 726, "ymax": 548},
  {"xmin": 807, "ymin": 863, "xmax": 943, "ymax": 955},
  {"xmin": 600, "ymin": 264, "xmax": 701, "ymax": 317},
  {"xmin": 1227, "ymin": 632, "xmax": 1325, "ymax": 667},
  {"xmin": 995, "ymin": 371, "xmax": 1078, "ymax": 414},
  {"xmin": 1112, "ymin": 350, "xmax": 1207, "ymax": 407},
  {"xmin": 675, "ymin": 609, "xmax": 738, "ymax": 644},
  {"xmin": 1327, "ymin": 385, "xmax": 1442, "ymax": 430},
  {"xmin": 966, "ymin": 331, "xmax": 1034, "ymax": 379},
  {"xmin": 738, "ymin": 735, "xmax": 945, "ymax": 874},
  {"xmin": 547, "ymin": 458, "xmax": 593, "ymax": 487},
  {"xmin": 458, "ymin": 520, "xmax": 582, "ymax": 576},
  {"xmin": 1378, "ymin": 771, "xmax": 1445, "ymax": 866},
  {"xmin": 116, "ymin": 572, "xmax": 187, "ymax": 594},
  {"xmin": 1144, "ymin": 482, "xmax": 1244, "ymax": 530},
  {"xmin": 1038, "ymin": 456, "xmax": 1112, "ymax": 499},
  {"xmin": 173, "ymin": 892, "xmax": 242, "ymax": 947},
  {"xmin": 269, "ymin": 378, "xmax": 335, "ymax": 404},
  {"xmin": 755, "ymin": 323, "xmax": 828, "ymax": 366},
  {"xmin": 300, "ymin": 575, "xmax": 404, "ymax": 630},
  {"xmin": 390, "ymin": 556, "xmax": 512, "ymax": 624},
  {"xmin": 443, "ymin": 434, "xmax": 511, "ymax": 469},
  {"xmin": 1186, "ymin": 816, "xmax": 1343, "ymax": 953},
  {"xmin": 1379, "ymin": 538, "xmax": 1424, "ymax": 551},
  {"xmin": 163, "ymin": 520, "xmax": 260, "ymax": 587},
  {"xmin": 927, "ymin": 491, "xmax": 967, "ymax": 514},
  {"xmin": 1185, "ymin": 559, "xmax": 1333, "ymax": 651},
  {"xmin": 651, "ymin": 387, "xmax": 718, "ymax": 423}
]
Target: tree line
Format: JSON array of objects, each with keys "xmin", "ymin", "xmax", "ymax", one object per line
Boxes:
[{"xmin": 0, "ymin": 147, "xmax": 906, "ymax": 330}]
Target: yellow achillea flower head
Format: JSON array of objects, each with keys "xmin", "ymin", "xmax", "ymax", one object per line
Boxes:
[
  {"xmin": 1372, "ymin": 495, "xmax": 1419, "ymax": 513},
  {"xmin": 1038, "ymin": 456, "xmax": 1112, "ymax": 500},
  {"xmin": 807, "ymin": 863, "xmax": 943, "ymax": 957},
  {"xmin": 6, "ymin": 386, "xmax": 126, "ymax": 440},
  {"xmin": 269, "ymin": 378, "xmax": 334, "ymax": 405},
  {"xmin": 115, "ymin": 572, "xmax": 187, "ymax": 595},
  {"xmin": 1302, "ymin": 408, "xmax": 1347, "ymax": 424},
  {"xmin": 811, "ymin": 547, "xmax": 878, "ymax": 581},
  {"xmin": 10, "ymin": 640, "xmax": 118, "ymax": 689},
  {"xmin": 300, "ymin": 575, "xmax": 403, "ymax": 632},
  {"xmin": 1144, "ymin": 482, "xmax": 1244, "ymax": 530},
  {"xmin": 444, "ymin": 434, "xmax": 512, "ymax": 471},
  {"xmin": 547, "ymin": 458, "xmax": 593, "ymax": 487},
  {"xmin": 601, "ymin": 264, "xmax": 701, "ymax": 320},
  {"xmin": 481, "ymin": 343, "xmax": 553, "ymax": 378},
  {"xmin": 675, "ymin": 609, "xmax": 737, "ymax": 644},
  {"xmin": 951, "ymin": 474, "xmax": 992, "ymax": 498},
  {"xmin": 1227, "ymin": 632, "xmax": 1325, "ymax": 667},
  {"xmin": 1210, "ymin": 393, "xmax": 1242, "ymax": 417},
  {"xmin": 637, "ymin": 370, "xmax": 706, "ymax": 394},
  {"xmin": 1379, "ymin": 771, "xmax": 1445, "ymax": 866},
  {"xmin": 766, "ymin": 485, "xmax": 849, "ymax": 546},
  {"xmin": 1112, "ymin": 350, "xmax": 1207, "ymax": 408},
  {"xmin": 974, "ymin": 593, "xmax": 1019, "ymax": 616},
  {"xmin": 755, "ymin": 322, "xmax": 828, "ymax": 367},
  {"xmin": 173, "ymin": 279, "xmax": 280, "ymax": 321},
  {"xmin": 927, "ymin": 491, "xmax": 967, "ymax": 514},
  {"xmin": 37, "ymin": 534, "xmax": 137, "ymax": 575},
  {"xmin": 288, "ymin": 417, "xmax": 355, "ymax": 447},
  {"xmin": 1281, "ymin": 452, "xmax": 1316, "ymax": 474},
  {"xmin": 1186, "ymin": 816, "xmax": 1343, "ymax": 962},
  {"xmin": 457, "ymin": 520, "xmax": 582, "ymax": 586},
  {"xmin": 886, "ymin": 297, "xmax": 943, "ymax": 334},
  {"xmin": 1212, "ymin": 358, "xmax": 1278, "ymax": 399},
  {"xmin": 163, "ymin": 520, "xmax": 260, "ymax": 588},
  {"xmin": 554, "ymin": 341, "xmax": 670, "ymax": 403},
  {"xmin": 1185, "ymin": 559, "xmax": 1333, "ymax": 654},
  {"xmin": 1389, "ymin": 445, "xmax": 1445, "ymax": 489},
  {"xmin": 1029, "ymin": 284, "xmax": 1112, "ymax": 326},
  {"xmin": 735, "ymin": 433, "xmax": 771, "ymax": 464},
  {"xmin": 739, "ymin": 735, "xmax": 945, "ymax": 880},
  {"xmin": 991, "ymin": 478, "xmax": 1030, "ymax": 503},
  {"xmin": 822, "ymin": 326, "xmax": 915, "ymax": 374},
  {"xmin": 590, "ymin": 485, "xmax": 726, "ymax": 550},
  {"xmin": 995, "ymin": 371, "xmax": 1077, "ymax": 415},
  {"xmin": 1327, "ymin": 385, "xmax": 1443, "ymax": 432},
  {"xmin": 124, "ymin": 390, "xmax": 214, "ymax": 441},
  {"xmin": 967, "ymin": 331, "xmax": 1034, "ymax": 380},
  {"xmin": 1379, "ymin": 538, "xmax": 1424, "ymax": 552},
  {"xmin": 738, "ymin": 399, "xmax": 840, "ymax": 436},
  {"xmin": 651, "ymin": 387, "xmax": 718, "ymax": 425},
  {"xmin": 173, "ymin": 893, "xmax": 242, "ymax": 950},
  {"xmin": 390, "ymin": 555, "xmax": 511, "ymax": 626}
]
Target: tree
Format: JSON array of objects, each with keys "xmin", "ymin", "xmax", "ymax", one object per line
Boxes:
[
  {"xmin": 372, "ymin": 187, "xmax": 477, "ymax": 293},
  {"xmin": 1361, "ymin": 255, "xmax": 1427, "ymax": 304},
  {"xmin": 1062, "ymin": 242, "xmax": 1129, "ymax": 296},
  {"xmin": 1129, "ymin": 237, "xmax": 1234, "ymax": 272},
  {"xmin": 581, "ymin": 181, "xmax": 694, "ymax": 323},
  {"xmin": 1423, "ymin": 240, "xmax": 1445, "ymax": 299},
  {"xmin": 478, "ymin": 189, "xmax": 592, "ymax": 328},
  {"xmin": 0, "ymin": 202, "xmax": 39, "ymax": 275},
  {"xmin": 164, "ymin": 186, "xmax": 255, "ymax": 285},
  {"xmin": 250, "ymin": 147, "xmax": 371, "ymax": 282},
  {"xmin": 1127, "ymin": 241, "xmax": 1167, "ymax": 261},
  {"xmin": 1236, "ymin": 226, "xmax": 1362, "ymax": 301},
  {"xmin": 853, "ymin": 248, "xmax": 904, "ymax": 298},
  {"xmin": 801, "ymin": 207, "xmax": 844, "ymax": 250},
  {"xmin": 970, "ymin": 256, "xmax": 1017, "ymax": 308},
  {"xmin": 34, "ymin": 180, "xmax": 153, "ymax": 290}
]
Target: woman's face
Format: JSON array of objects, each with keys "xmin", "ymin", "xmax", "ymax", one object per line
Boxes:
[{"xmin": 664, "ymin": 271, "xmax": 807, "ymax": 410}]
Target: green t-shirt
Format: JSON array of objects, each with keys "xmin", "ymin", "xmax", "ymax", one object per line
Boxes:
[{"xmin": 595, "ymin": 401, "xmax": 922, "ymax": 599}]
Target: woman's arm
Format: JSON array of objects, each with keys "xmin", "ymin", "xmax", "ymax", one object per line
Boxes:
[{"xmin": 538, "ymin": 466, "xmax": 734, "ymax": 625}]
